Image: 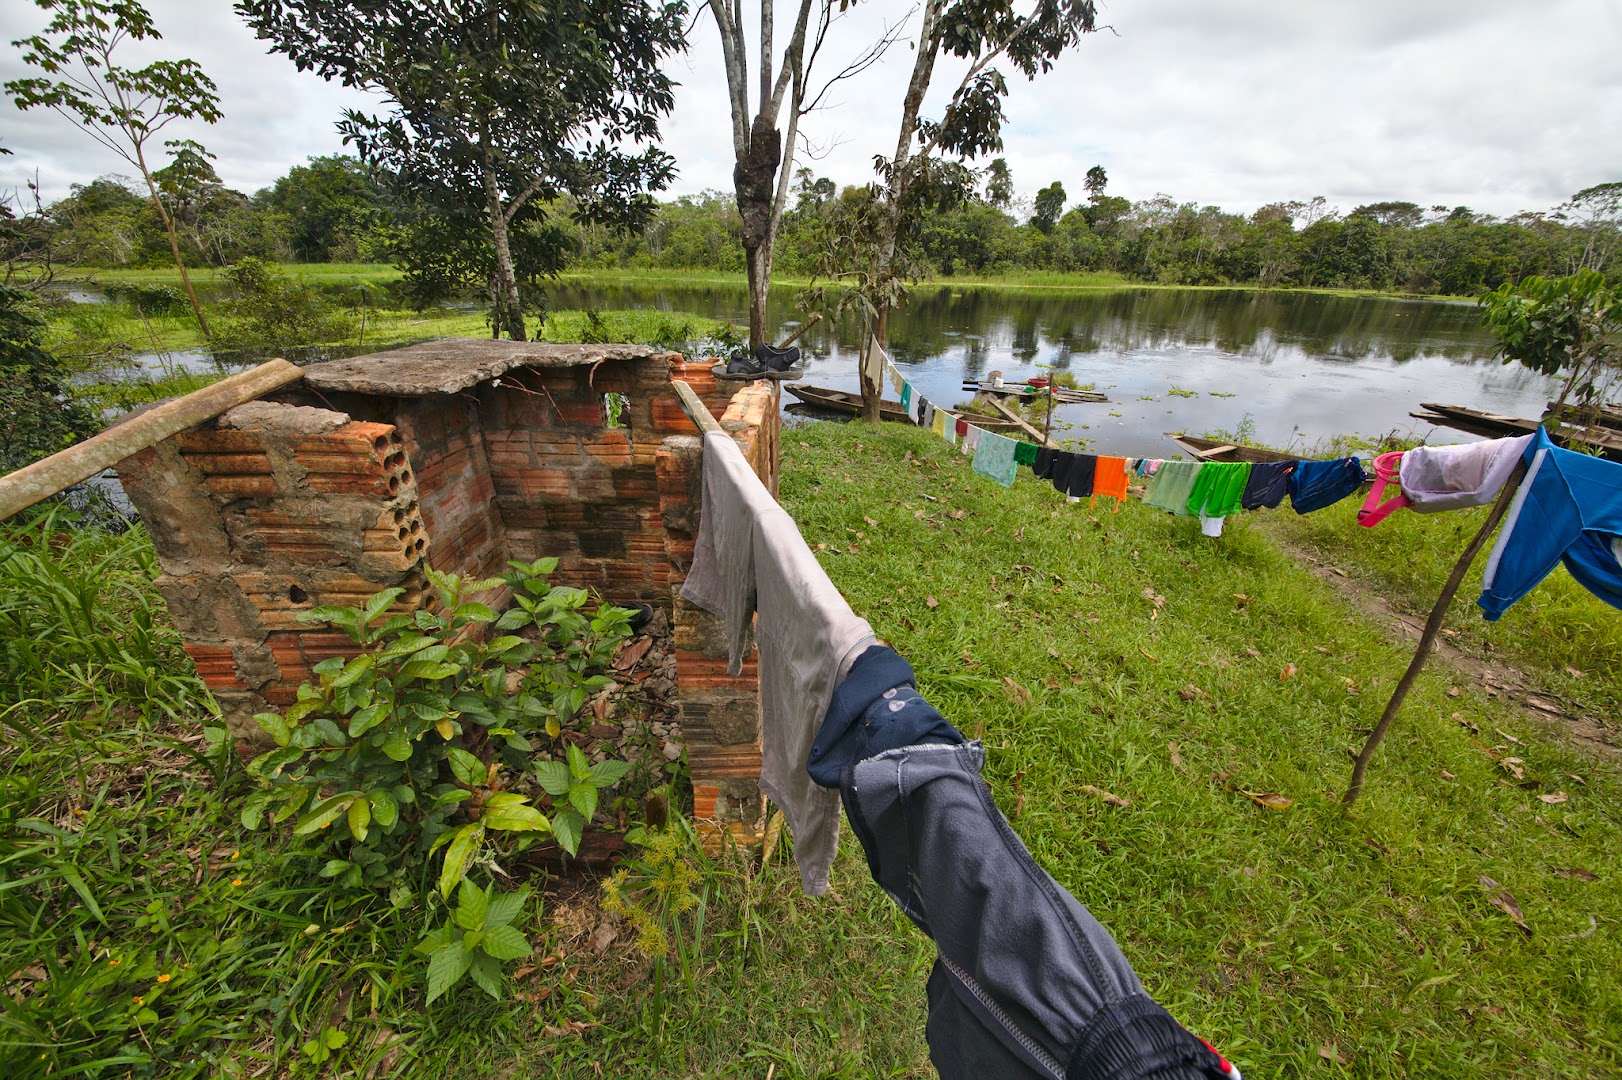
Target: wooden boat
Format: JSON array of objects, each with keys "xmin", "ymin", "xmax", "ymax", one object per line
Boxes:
[
  {"xmin": 1546, "ymin": 401, "xmax": 1622, "ymax": 431},
  {"xmin": 961, "ymin": 380, "xmax": 1109, "ymax": 404},
  {"xmin": 783, "ymin": 384, "xmax": 1030, "ymax": 435},
  {"xmin": 1166, "ymin": 433, "xmax": 1300, "ymax": 464},
  {"xmin": 1412, "ymin": 403, "xmax": 1622, "ymax": 461}
]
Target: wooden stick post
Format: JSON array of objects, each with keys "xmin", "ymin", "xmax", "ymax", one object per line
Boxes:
[
  {"xmin": 776, "ymin": 311, "xmax": 823, "ymax": 351},
  {"xmin": 0, "ymin": 359, "xmax": 304, "ymax": 523},
  {"xmin": 1342, "ymin": 460, "xmax": 1529, "ymax": 807},
  {"xmin": 671, "ymin": 379, "xmax": 723, "ymax": 435}
]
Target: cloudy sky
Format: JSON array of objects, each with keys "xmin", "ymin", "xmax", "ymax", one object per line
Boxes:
[{"xmin": 3, "ymin": 0, "xmax": 1619, "ymax": 219}]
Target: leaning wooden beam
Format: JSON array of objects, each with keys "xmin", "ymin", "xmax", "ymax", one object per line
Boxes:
[
  {"xmin": 671, "ymin": 379, "xmax": 723, "ymax": 435},
  {"xmin": 1342, "ymin": 459, "xmax": 1529, "ymax": 807},
  {"xmin": 0, "ymin": 359, "xmax": 304, "ymax": 523},
  {"xmin": 985, "ymin": 394, "xmax": 1051, "ymax": 446}
]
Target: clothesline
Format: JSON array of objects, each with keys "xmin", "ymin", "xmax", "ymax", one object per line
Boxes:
[{"xmin": 882, "ymin": 355, "xmax": 1622, "ymax": 621}]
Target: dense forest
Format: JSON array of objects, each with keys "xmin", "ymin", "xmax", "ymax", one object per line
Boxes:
[{"xmin": 7, "ymin": 154, "xmax": 1618, "ymax": 298}]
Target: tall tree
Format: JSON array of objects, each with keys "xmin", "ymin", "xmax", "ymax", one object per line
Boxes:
[
  {"xmin": 8, "ymin": 0, "xmax": 222, "ymax": 337},
  {"xmin": 1030, "ymin": 180, "xmax": 1066, "ymax": 234},
  {"xmin": 709, "ymin": 1, "xmax": 901, "ymax": 348},
  {"xmin": 240, "ymin": 0, "xmax": 686, "ymax": 340},
  {"xmin": 1083, "ymin": 163, "xmax": 1107, "ymax": 200},
  {"xmin": 983, "ymin": 157, "xmax": 1013, "ymax": 209},
  {"xmin": 856, "ymin": 0, "xmax": 1098, "ymax": 419}
]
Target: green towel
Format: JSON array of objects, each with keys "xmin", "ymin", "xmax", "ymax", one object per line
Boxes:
[
  {"xmin": 1013, "ymin": 440, "xmax": 1040, "ymax": 466},
  {"xmin": 1143, "ymin": 461, "xmax": 1203, "ymax": 516},
  {"xmin": 1185, "ymin": 461, "xmax": 1253, "ymax": 518}
]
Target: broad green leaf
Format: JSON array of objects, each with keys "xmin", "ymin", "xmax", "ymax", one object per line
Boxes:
[
  {"xmin": 483, "ymin": 801, "xmax": 550, "ymax": 832},
  {"xmin": 551, "ymin": 809, "xmax": 583, "ymax": 857},
  {"xmin": 363, "ymin": 587, "xmax": 407, "ymax": 625},
  {"xmin": 502, "ymin": 733, "xmax": 533, "ymax": 753},
  {"xmin": 332, "ymin": 654, "xmax": 374, "ymax": 688},
  {"xmin": 312, "ymin": 656, "xmax": 346, "ymax": 677},
  {"xmin": 424, "ymin": 938, "xmax": 472, "ymax": 1004},
  {"xmin": 454, "ymin": 879, "xmax": 489, "ymax": 931},
  {"xmin": 346, "ymin": 703, "xmax": 388, "ymax": 738},
  {"xmin": 588, "ymin": 760, "xmax": 630, "ymax": 788},
  {"xmin": 434, "ymin": 718, "xmax": 457, "ymax": 740},
  {"xmin": 485, "ymin": 635, "xmax": 525, "ymax": 654},
  {"xmin": 381, "ymin": 727, "xmax": 412, "ymax": 761},
  {"xmin": 254, "ymin": 711, "xmax": 292, "ymax": 746},
  {"xmin": 466, "ymin": 950, "xmax": 505, "ymax": 1000},
  {"xmin": 568, "ymin": 783, "xmax": 597, "ymax": 824},
  {"xmin": 347, "ymin": 798, "xmax": 371, "ymax": 842},
  {"xmin": 302, "ymin": 606, "xmax": 360, "ymax": 632},
  {"xmin": 453, "ymin": 602, "xmax": 497, "ymax": 623},
  {"xmin": 433, "ymin": 788, "xmax": 472, "ymax": 809},
  {"xmin": 240, "ymin": 789, "xmax": 272, "ymax": 830},
  {"xmin": 319, "ymin": 859, "xmax": 351, "ymax": 878},
  {"xmin": 479, "ymin": 924, "xmax": 532, "ymax": 961},
  {"xmin": 295, "ymin": 794, "xmax": 358, "ymax": 835},
  {"xmin": 494, "ymin": 608, "xmax": 529, "ymax": 631},
  {"xmin": 307, "ymin": 717, "xmax": 348, "ymax": 747},
  {"xmin": 534, "ymin": 760, "xmax": 572, "ymax": 797},
  {"xmin": 380, "ymin": 634, "xmax": 437, "ymax": 659},
  {"xmin": 367, "ymin": 788, "xmax": 399, "ymax": 828},
  {"xmin": 566, "ymin": 742, "xmax": 590, "ymax": 779},
  {"xmin": 438, "ymin": 823, "xmax": 484, "ymax": 898},
  {"xmin": 391, "ymin": 784, "xmax": 416, "ymax": 805},
  {"xmin": 447, "ymin": 748, "xmax": 485, "ymax": 788},
  {"xmin": 399, "ymin": 660, "xmax": 460, "ymax": 681},
  {"xmin": 484, "ymin": 886, "xmax": 529, "ymax": 928}
]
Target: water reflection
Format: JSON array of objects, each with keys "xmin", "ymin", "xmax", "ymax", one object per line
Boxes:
[{"xmin": 546, "ymin": 281, "xmax": 1554, "ymax": 457}]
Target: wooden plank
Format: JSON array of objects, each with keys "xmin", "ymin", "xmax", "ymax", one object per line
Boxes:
[
  {"xmin": 984, "ymin": 396, "xmax": 1050, "ymax": 446},
  {"xmin": 0, "ymin": 359, "xmax": 304, "ymax": 523},
  {"xmin": 671, "ymin": 379, "xmax": 723, "ymax": 435}
]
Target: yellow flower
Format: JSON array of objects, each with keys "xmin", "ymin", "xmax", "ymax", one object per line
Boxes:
[
  {"xmin": 132, "ymin": 996, "xmax": 144, "ymax": 1006},
  {"xmin": 231, "ymin": 879, "xmax": 244, "ymax": 887},
  {"xmin": 107, "ymin": 959, "xmax": 120, "ymax": 967},
  {"xmin": 230, "ymin": 850, "xmax": 240, "ymax": 859},
  {"xmin": 157, "ymin": 974, "xmax": 171, "ymax": 983},
  {"xmin": 181, "ymin": 963, "xmax": 191, "ymax": 970}
]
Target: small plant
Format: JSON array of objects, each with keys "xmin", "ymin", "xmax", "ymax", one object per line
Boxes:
[
  {"xmin": 416, "ymin": 880, "xmax": 535, "ymax": 1002},
  {"xmin": 300, "ymin": 1026, "xmax": 348, "ymax": 1067},
  {"xmin": 217, "ymin": 256, "xmax": 354, "ymax": 354},
  {"xmin": 536, "ymin": 743, "xmax": 630, "ymax": 856},
  {"xmin": 602, "ymin": 818, "xmax": 707, "ymax": 961}
]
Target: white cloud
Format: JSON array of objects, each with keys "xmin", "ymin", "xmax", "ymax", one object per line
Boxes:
[{"xmin": 2, "ymin": 0, "xmax": 1618, "ymax": 220}]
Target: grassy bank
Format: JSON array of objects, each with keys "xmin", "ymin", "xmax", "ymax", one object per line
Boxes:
[{"xmin": 3, "ymin": 422, "xmax": 1618, "ymax": 1076}]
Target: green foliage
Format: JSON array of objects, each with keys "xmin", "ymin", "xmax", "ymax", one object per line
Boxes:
[
  {"xmin": 0, "ymin": 284, "xmax": 95, "ymax": 473},
  {"xmin": 416, "ymin": 880, "xmax": 534, "ymax": 1003},
  {"xmin": 535, "ymin": 743, "xmax": 630, "ymax": 857},
  {"xmin": 216, "ymin": 255, "xmax": 353, "ymax": 352},
  {"xmin": 103, "ymin": 280, "xmax": 187, "ymax": 315},
  {"xmin": 602, "ymin": 820, "xmax": 705, "ymax": 962},
  {"xmin": 1480, "ymin": 269, "xmax": 1622, "ymax": 406}
]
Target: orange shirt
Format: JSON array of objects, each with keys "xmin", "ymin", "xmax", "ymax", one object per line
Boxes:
[{"xmin": 1091, "ymin": 456, "xmax": 1129, "ymax": 511}]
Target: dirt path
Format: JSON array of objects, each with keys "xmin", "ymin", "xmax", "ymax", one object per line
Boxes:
[{"xmin": 1273, "ymin": 537, "xmax": 1620, "ymax": 763}]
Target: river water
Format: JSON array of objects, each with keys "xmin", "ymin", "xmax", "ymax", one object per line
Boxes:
[{"xmin": 547, "ymin": 282, "xmax": 1558, "ymax": 457}]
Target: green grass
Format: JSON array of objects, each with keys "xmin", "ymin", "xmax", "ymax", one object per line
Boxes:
[{"xmin": 4, "ymin": 422, "xmax": 1619, "ymax": 1077}]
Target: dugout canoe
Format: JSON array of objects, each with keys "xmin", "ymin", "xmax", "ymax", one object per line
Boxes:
[{"xmin": 1166, "ymin": 433, "xmax": 1300, "ymax": 464}]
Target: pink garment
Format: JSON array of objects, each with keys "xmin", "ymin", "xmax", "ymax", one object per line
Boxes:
[{"xmin": 1358, "ymin": 436, "xmax": 1533, "ymax": 528}]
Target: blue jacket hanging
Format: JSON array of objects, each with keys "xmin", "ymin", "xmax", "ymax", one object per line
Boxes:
[
  {"xmin": 1287, "ymin": 457, "xmax": 1363, "ymax": 514},
  {"xmin": 1479, "ymin": 426, "xmax": 1622, "ymax": 620}
]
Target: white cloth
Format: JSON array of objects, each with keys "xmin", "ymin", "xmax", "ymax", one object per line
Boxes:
[
  {"xmin": 680, "ymin": 432, "xmax": 875, "ymax": 895},
  {"xmin": 1200, "ymin": 515, "xmax": 1225, "ymax": 537},
  {"xmin": 1399, "ymin": 435, "xmax": 1532, "ymax": 514}
]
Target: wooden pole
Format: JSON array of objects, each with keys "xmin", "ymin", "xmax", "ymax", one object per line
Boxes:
[
  {"xmin": 1342, "ymin": 460, "xmax": 1528, "ymax": 807},
  {"xmin": 776, "ymin": 311, "xmax": 823, "ymax": 351},
  {"xmin": 671, "ymin": 379, "xmax": 723, "ymax": 435},
  {"xmin": 1042, "ymin": 382, "xmax": 1054, "ymax": 447},
  {"xmin": 0, "ymin": 359, "xmax": 304, "ymax": 523},
  {"xmin": 986, "ymin": 395, "xmax": 1051, "ymax": 447}
]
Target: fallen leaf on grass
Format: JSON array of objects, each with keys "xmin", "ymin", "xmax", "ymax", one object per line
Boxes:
[
  {"xmin": 1478, "ymin": 876, "xmax": 1532, "ymax": 936},
  {"xmin": 914, "ymin": 509, "xmax": 927, "ymax": 519},
  {"xmin": 1177, "ymin": 685, "xmax": 1207, "ymax": 701},
  {"xmin": 926, "ymin": 595, "xmax": 939, "ymax": 609},
  {"xmin": 1002, "ymin": 677, "xmax": 1030, "ymax": 704},
  {"xmin": 1168, "ymin": 742, "xmax": 1183, "ymax": 769},
  {"xmin": 1439, "ymin": 769, "xmax": 1455, "ymax": 780},
  {"xmin": 1495, "ymin": 728, "xmax": 1522, "ymax": 745},
  {"xmin": 1566, "ymin": 666, "xmax": 1585, "ymax": 679},
  {"xmin": 1240, "ymin": 790, "xmax": 1292, "ymax": 809},
  {"xmin": 1318, "ymin": 1044, "xmax": 1349, "ymax": 1066},
  {"xmin": 1447, "ymin": 686, "xmax": 1462, "ymax": 698},
  {"xmin": 949, "ymin": 509, "xmax": 966, "ymax": 520},
  {"xmin": 1141, "ymin": 587, "xmax": 1166, "ymax": 608},
  {"xmin": 1538, "ymin": 791, "xmax": 1568, "ymax": 805},
  {"xmin": 1279, "ymin": 663, "xmax": 1297, "ymax": 681},
  {"xmin": 613, "ymin": 637, "xmax": 653, "ymax": 671},
  {"xmin": 1314, "ymin": 645, "xmax": 1332, "ymax": 655},
  {"xmin": 1553, "ymin": 867, "xmax": 1598, "ymax": 881},
  {"xmin": 1138, "ymin": 647, "xmax": 1159, "ymax": 663},
  {"xmin": 1080, "ymin": 785, "xmax": 1130, "ymax": 807},
  {"xmin": 863, "ymin": 516, "xmax": 879, "ymax": 528},
  {"xmin": 1232, "ymin": 592, "xmax": 1249, "ymax": 608},
  {"xmin": 1241, "ymin": 647, "xmax": 1261, "ymax": 659},
  {"xmin": 542, "ymin": 1021, "xmax": 597, "ymax": 1037},
  {"xmin": 1499, "ymin": 758, "xmax": 1525, "ymax": 780}
]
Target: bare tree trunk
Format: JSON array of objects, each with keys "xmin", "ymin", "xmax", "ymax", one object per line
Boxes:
[
  {"xmin": 136, "ymin": 146, "xmax": 211, "ymax": 340},
  {"xmin": 481, "ymin": 164, "xmax": 526, "ymax": 341}
]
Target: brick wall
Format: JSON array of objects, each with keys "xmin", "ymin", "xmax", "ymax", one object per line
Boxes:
[{"xmin": 116, "ymin": 343, "xmax": 780, "ymax": 850}]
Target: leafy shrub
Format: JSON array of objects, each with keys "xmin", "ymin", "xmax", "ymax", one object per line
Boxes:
[
  {"xmin": 0, "ymin": 285, "xmax": 95, "ymax": 474},
  {"xmin": 216, "ymin": 256, "xmax": 354, "ymax": 353},
  {"xmin": 103, "ymin": 281, "xmax": 188, "ymax": 316}
]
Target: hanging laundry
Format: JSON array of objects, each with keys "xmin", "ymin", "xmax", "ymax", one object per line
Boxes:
[
  {"xmin": 1479, "ymin": 426, "xmax": 1622, "ymax": 620},
  {"xmin": 1241, "ymin": 461, "xmax": 1296, "ymax": 511},
  {"xmin": 1013, "ymin": 440, "xmax": 1040, "ymax": 467},
  {"xmin": 1033, "ymin": 447, "xmax": 1064, "ymax": 480},
  {"xmin": 955, "ymin": 417, "xmax": 969, "ymax": 439},
  {"xmin": 961, "ymin": 425, "xmax": 981, "ymax": 456},
  {"xmin": 1185, "ymin": 461, "xmax": 1252, "ymax": 519},
  {"xmin": 1092, "ymin": 456, "xmax": 1130, "ymax": 511},
  {"xmin": 931, "ymin": 408, "xmax": 950, "ymax": 441},
  {"xmin": 1059, "ymin": 454, "xmax": 1098, "ymax": 499},
  {"xmin": 922, "ymin": 401, "xmax": 936, "ymax": 429},
  {"xmin": 1143, "ymin": 460, "xmax": 1203, "ymax": 516},
  {"xmin": 1288, "ymin": 457, "xmax": 1363, "ymax": 514},
  {"xmin": 1360, "ymin": 435, "xmax": 1532, "ymax": 527},
  {"xmin": 972, "ymin": 430, "xmax": 1020, "ymax": 487},
  {"xmin": 890, "ymin": 366, "xmax": 905, "ymax": 395},
  {"xmin": 1200, "ymin": 515, "xmax": 1226, "ymax": 538},
  {"xmin": 900, "ymin": 382, "xmax": 913, "ymax": 417},
  {"xmin": 680, "ymin": 431, "xmax": 876, "ymax": 895}
]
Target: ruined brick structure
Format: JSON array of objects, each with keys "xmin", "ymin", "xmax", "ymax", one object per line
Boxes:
[{"xmin": 116, "ymin": 340, "xmax": 779, "ymax": 845}]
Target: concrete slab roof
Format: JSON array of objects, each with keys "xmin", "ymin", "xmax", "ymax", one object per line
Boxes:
[{"xmin": 300, "ymin": 339, "xmax": 676, "ymax": 396}]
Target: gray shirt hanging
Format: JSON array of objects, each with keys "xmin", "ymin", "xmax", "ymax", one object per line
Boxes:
[{"xmin": 681, "ymin": 431, "xmax": 875, "ymax": 895}]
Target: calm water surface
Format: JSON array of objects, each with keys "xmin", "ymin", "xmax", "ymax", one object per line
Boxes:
[{"xmin": 550, "ymin": 282, "xmax": 1557, "ymax": 457}]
